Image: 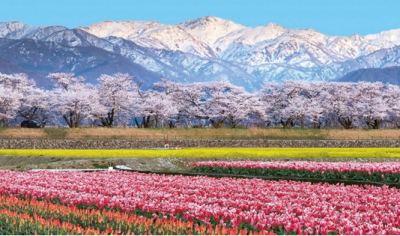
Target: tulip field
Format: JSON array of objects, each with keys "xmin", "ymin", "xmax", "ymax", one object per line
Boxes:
[
  {"xmin": 191, "ymin": 161, "xmax": 400, "ymax": 182},
  {"xmin": 1, "ymin": 170, "xmax": 400, "ymax": 234},
  {"xmin": 0, "ymin": 195, "xmax": 264, "ymax": 235}
]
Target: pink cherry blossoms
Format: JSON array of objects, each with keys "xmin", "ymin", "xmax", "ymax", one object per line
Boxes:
[{"xmin": 1, "ymin": 72, "xmax": 400, "ymax": 129}]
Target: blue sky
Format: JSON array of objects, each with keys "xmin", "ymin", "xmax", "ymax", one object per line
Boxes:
[{"xmin": 1, "ymin": 0, "xmax": 399, "ymax": 36}]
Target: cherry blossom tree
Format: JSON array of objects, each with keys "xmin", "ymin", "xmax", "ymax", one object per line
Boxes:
[
  {"xmin": 356, "ymin": 82, "xmax": 398, "ymax": 129},
  {"xmin": 17, "ymin": 87, "xmax": 50, "ymax": 127},
  {"xmin": 285, "ymin": 81, "xmax": 328, "ymax": 129},
  {"xmin": 3, "ymin": 70, "xmax": 400, "ymax": 130},
  {"xmin": 135, "ymin": 90, "xmax": 178, "ymax": 128},
  {"xmin": 324, "ymin": 82, "xmax": 360, "ymax": 129},
  {"xmin": 260, "ymin": 82, "xmax": 305, "ymax": 129},
  {"xmin": 153, "ymin": 79, "xmax": 184, "ymax": 128},
  {"xmin": 225, "ymin": 87, "xmax": 261, "ymax": 128},
  {"xmin": 175, "ymin": 81, "xmax": 254, "ymax": 128},
  {"xmin": 306, "ymin": 82, "xmax": 330, "ymax": 129},
  {"xmin": 0, "ymin": 87, "xmax": 22, "ymax": 126},
  {"xmin": 0, "ymin": 73, "xmax": 34, "ymax": 126},
  {"xmin": 0, "ymin": 73, "xmax": 34, "ymax": 91},
  {"xmin": 48, "ymin": 73, "xmax": 104, "ymax": 128},
  {"xmin": 47, "ymin": 73, "xmax": 84, "ymax": 90},
  {"xmin": 388, "ymin": 84, "xmax": 400, "ymax": 128},
  {"xmin": 96, "ymin": 73, "xmax": 138, "ymax": 127}
]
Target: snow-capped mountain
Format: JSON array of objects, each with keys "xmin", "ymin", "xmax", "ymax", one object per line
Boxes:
[
  {"xmin": 365, "ymin": 29, "xmax": 400, "ymax": 47},
  {"xmin": 0, "ymin": 21, "xmax": 38, "ymax": 39},
  {"xmin": 78, "ymin": 16, "xmax": 400, "ymax": 84},
  {"xmin": 178, "ymin": 16, "xmax": 246, "ymax": 50},
  {"xmin": 79, "ymin": 20, "xmax": 216, "ymax": 58},
  {"xmin": 2, "ymin": 16, "xmax": 400, "ymax": 90}
]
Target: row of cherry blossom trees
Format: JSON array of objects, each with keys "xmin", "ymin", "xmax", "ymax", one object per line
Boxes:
[{"xmin": 1, "ymin": 72, "xmax": 400, "ymax": 129}]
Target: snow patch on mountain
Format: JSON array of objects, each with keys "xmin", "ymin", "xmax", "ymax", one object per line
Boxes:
[
  {"xmin": 365, "ymin": 28, "xmax": 400, "ymax": 47},
  {"xmin": 214, "ymin": 23, "xmax": 287, "ymax": 52},
  {"xmin": 79, "ymin": 20, "xmax": 215, "ymax": 58},
  {"xmin": 179, "ymin": 16, "xmax": 245, "ymax": 49},
  {"xmin": 0, "ymin": 21, "xmax": 38, "ymax": 39}
]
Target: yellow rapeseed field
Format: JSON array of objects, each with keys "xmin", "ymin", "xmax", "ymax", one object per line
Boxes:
[{"xmin": 0, "ymin": 148, "xmax": 400, "ymax": 158}]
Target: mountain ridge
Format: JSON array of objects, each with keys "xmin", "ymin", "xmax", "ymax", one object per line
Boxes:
[{"xmin": 1, "ymin": 17, "xmax": 400, "ymax": 90}]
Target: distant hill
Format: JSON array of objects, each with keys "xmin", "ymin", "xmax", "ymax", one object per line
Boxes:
[{"xmin": 336, "ymin": 66, "xmax": 400, "ymax": 85}]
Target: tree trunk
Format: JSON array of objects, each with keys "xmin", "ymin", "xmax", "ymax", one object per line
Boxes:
[
  {"xmin": 74, "ymin": 116, "xmax": 80, "ymax": 128},
  {"xmin": 62, "ymin": 111, "xmax": 81, "ymax": 128},
  {"xmin": 374, "ymin": 119, "xmax": 380, "ymax": 129},
  {"xmin": 281, "ymin": 118, "xmax": 293, "ymax": 129},
  {"xmin": 365, "ymin": 118, "xmax": 373, "ymax": 129},
  {"xmin": 69, "ymin": 112, "xmax": 74, "ymax": 128},
  {"xmin": 155, "ymin": 114, "xmax": 159, "ymax": 128},
  {"xmin": 365, "ymin": 119, "xmax": 388, "ymax": 129},
  {"xmin": 372, "ymin": 119, "xmax": 391, "ymax": 129},
  {"xmin": 313, "ymin": 116, "xmax": 319, "ymax": 129},
  {"xmin": 108, "ymin": 109, "xmax": 115, "ymax": 127},
  {"xmin": 338, "ymin": 117, "xmax": 352, "ymax": 129},
  {"xmin": 98, "ymin": 109, "xmax": 115, "ymax": 128},
  {"xmin": 143, "ymin": 116, "xmax": 153, "ymax": 128},
  {"xmin": 18, "ymin": 107, "xmax": 38, "ymax": 121},
  {"xmin": 228, "ymin": 115, "xmax": 237, "ymax": 128},
  {"xmin": 209, "ymin": 117, "xmax": 227, "ymax": 128},
  {"xmin": 63, "ymin": 114, "xmax": 75, "ymax": 128},
  {"xmin": 133, "ymin": 117, "xmax": 140, "ymax": 128},
  {"xmin": 300, "ymin": 115, "xmax": 305, "ymax": 129}
]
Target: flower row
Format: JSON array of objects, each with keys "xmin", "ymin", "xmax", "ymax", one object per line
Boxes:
[
  {"xmin": 1, "ymin": 170, "xmax": 400, "ymax": 234},
  {"xmin": 0, "ymin": 194, "xmax": 269, "ymax": 235},
  {"xmin": 191, "ymin": 161, "xmax": 400, "ymax": 182}
]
